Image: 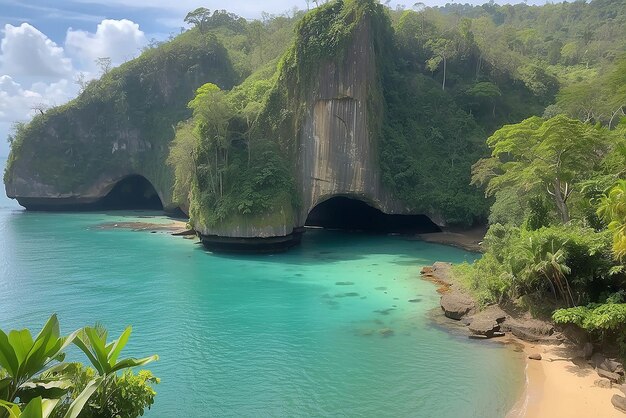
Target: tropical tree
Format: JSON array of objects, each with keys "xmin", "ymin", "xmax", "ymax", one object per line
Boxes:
[
  {"xmin": 188, "ymin": 83, "xmax": 233, "ymax": 198},
  {"xmin": 597, "ymin": 180, "xmax": 626, "ymax": 261},
  {"xmin": 472, "ymin": 115, "xmax": 611, "ymax": 223},
  {"xmin": 184, "ymin": 8, "xmax": 212, "ymax": 33},
  {"xmin": 425, "ymin": 37, "xmax": 456, "ymax": 90},
  {"xmin": 509, "ymin": 235, "xmax": 575, "ymax": 306},
  {"xmin": 167, "ymin": 120, "xmax": 199, "ymax": 205}
]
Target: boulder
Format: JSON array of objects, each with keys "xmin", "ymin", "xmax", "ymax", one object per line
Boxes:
[
  {"xmin": 469, "ymin": 319, "xmax": 501, "ymax": 338},
  {"xmin": 583, "ymin": 342, "xmax": 594, "ymax": 360},
  {"xmin": 528, "ymin": 353, "xmax": 542, "ymax": 361},
  {"xmin": 594, "ymin": 378, "xmax": 612, "ymax": 389},
  {"xmin": 600, "ymin": 358, "xmax": 625, "ymax": 375},
  {"xmin": 440, "ymin": 293, "xmax": 475, "ymax": 320},
  {"xmin": 597, "ymin": 368, "xmax": 622, "ymax": 383},
  {"xmin": 501, "ymin": 319, "xmax": 556, "ymax": 343},
  {"xmin": 420, "ymin": 266, "xmax": 433, "ymax": 275},
  {"xmin": 590, "ymin": 353, "xmax": 606, "ymax": 369},
  {"xmin": 612, "ymin": 395, "xmax": 626, "ymax": 414}
]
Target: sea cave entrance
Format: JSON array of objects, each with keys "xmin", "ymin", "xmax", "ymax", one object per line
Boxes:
[
  {"xmin": 98, "ymin": 175, "xmax": 163, "ymax": 210},
  {"xmin": 305, "ymin": 196, "xmax": 441, "ymax": 234}
]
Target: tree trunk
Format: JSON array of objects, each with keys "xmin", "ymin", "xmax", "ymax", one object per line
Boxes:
[
  {"xmin": 552, "ymin": 179, "xmax": 570, "ymax": 223},
  {"xmin": 442, "ymin": 55, "xmax": 447, "ymax": 91}
]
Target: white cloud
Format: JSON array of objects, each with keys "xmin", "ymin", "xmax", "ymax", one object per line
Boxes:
[
  {"xmin": 0, "ymin": 23, "xmax": 73, "ymax": 78},
  {"xmin": 0, "ymin": 75, "xmax": 75, "ymax": 123},
  {"xmin": 0, "ymin": 19, "xmax": 146, "ymax": 156},
  {"xmin": 66, "ymin": 19, "xmax": 147, "ymax": 69}
]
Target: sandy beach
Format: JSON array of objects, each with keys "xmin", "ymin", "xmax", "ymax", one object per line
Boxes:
[
  {"xmin": 507, "ymin": 341, "xmax": 625, "ymax": 418},
  {"xmin": 422, "ymin": 262, "xmax": 625, "ymax": 418}
]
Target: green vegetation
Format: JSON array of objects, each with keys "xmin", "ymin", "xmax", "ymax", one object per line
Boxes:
[
  {"xmin": 4, "ymin": 28, "xmax": 238, "ymax": 206},
  {"xmin": 458, "ymin": 115, "xmax": 625, "ymax": 353},
  {"xmin": 7, "ymin": 0, "xmax": 625, "ymax": 226},
  {"xmin": 449, "ymin": 1, "xmax": 626, "ymax": 335},
  {"xmin": 3, "ymin": 0, "xmax": 626, "ymax": 339},
  {"xmin": 0, "ymin": 316, "xmax": 158, "ymax": 418},
  {"xmin": 598, "ymin": 180, "xmax": 626, "ymax": 261}
]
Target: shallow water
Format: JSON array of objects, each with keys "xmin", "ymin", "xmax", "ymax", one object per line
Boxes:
[{"xmin": 0, "ymin": 158, "xmax": 524, "ymax": 417}]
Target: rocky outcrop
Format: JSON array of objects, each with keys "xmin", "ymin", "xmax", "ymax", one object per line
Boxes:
[
  {"xmin": 421, "ymin": 262, "xmax": 563, "ymax": 344},
  {"xmin": 295, "ymin": 19, "xmax": 428, "ymax": 226},
  {"xmin": 612, "ymin": 394, "xmax": 626, "ymax": 414},
  {"xmin": 441, "ymin": 293, "xmax": 476, "ymax": 320},
  {"xmin": 6, "ymin": 2, "xmax": 474, "ymax": 252},
  {"xmin": 4, "ymin": 33, "xmax": 237, "ymax": 213}
]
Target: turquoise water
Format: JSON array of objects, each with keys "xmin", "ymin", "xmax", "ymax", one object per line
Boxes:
[{"xmin": 0, "ymin": 159, "xmax": 523, "ymax": 417}]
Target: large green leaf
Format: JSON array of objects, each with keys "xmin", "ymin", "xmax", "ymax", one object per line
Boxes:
[
  {"xmin": 107, "ymin": 326, "xmax": 131, "ymax": 366},
  {"xmin": 7, "ymin": 330, "xmax": 33, "ymax": 366},
  {"xmin": 17, "ymin": 380, "xmax": 71, "ymax": 403},
  {"xmin": 72, "ymin": 338, "xmax": 103, "ymax": 375},
  {"xmin": 22, "ymin": 320, "xmax": 78, "ymax": 380},
  {"xmin": 40, "ymin": 399, "xmax": 59, "ymax": 418},
  {"xmin": 62, "ymin": 377, "xmax": 103, "ymax": 418},
  {"xmin": 0, "ymin": 331, "xmax": 18, "ymax": 377},
  {"xmin": 19, "ymin": 397, "xmax": 42, "ymax": 418},
  {"xmin": 108, "ymin": 355, "xmax": 158, "ymax": 374},
  {"xmin": 84, "ymin": 329, "xmax": 108, "ymax": 373},
  {"xmin": 0, "ymin": 399, "xmax": 20, "ymax": 418}
]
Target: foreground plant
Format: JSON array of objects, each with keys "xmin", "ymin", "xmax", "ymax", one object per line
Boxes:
[
  {"xmin": 73, "ymin": 326, "xmax": 158, "ymax": 415},
  {"xmin": 0, "ymin": 316, "xmax": 158, "ymax": 418}
]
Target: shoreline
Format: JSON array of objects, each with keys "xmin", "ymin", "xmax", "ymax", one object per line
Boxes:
[
  {"xmin": 96, "ymin": 216, "xmax": 626, "ymax": 416},
  {"xmin": 415, "ymin": 225, "xmax": 487, "ymax": 252},
  {"xmin": 508, "ymin": 340, "xmax": 625, "ymax": 418},
  {"xmin": 421, "ymin": 263, "xmax": 626, "ymax": 418}
]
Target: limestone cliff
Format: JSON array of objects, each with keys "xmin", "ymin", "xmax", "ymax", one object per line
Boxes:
[
  {"xmin": 4, "ymin": 32, "xmax": 236, "ymax": 211},
  {"xmin": 295, "ymin": 17, "xmax": 425, "ymax": 225},
  {"xmin": 5, "ymin": 0, "xmax": 485, "ymax": 251},
  {"xmin": 194, "ymin": 0, "xmax": 445, "ymax": 247}
]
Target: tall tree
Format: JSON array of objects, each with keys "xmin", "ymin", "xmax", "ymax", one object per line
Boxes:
[
  {"xmin": 425, "ymin": 37, "xmax": 456, "ymax": 90},
  {"xmin": 472, "ymin": 115, "xmax": 611, "ymax": 223},
  {"xmin": 188, "ymin": 83, "xmax": 233, "ymax": 198},
  {"xmin": 184, "ymin": 8, "xmax": 211, "ymax": 33}
]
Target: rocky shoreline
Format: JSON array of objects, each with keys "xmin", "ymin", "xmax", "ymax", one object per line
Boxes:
[{"xmin": 421, "ymin": 261, "xmax": 626, "ymax": 416}]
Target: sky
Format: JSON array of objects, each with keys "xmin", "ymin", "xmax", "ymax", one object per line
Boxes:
[{"xmin": 0, "ymin": 0, "xmax": 548, "ymax": 157}]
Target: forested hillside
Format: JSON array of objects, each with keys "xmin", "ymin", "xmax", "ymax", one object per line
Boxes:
[{"xmin": 168, "ymin": 0, "xmax": 625, "ymax": 227}]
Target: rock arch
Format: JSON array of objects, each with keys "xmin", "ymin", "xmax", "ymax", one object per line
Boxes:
[
  {"xmin": 305, "ymin": 195, "xmax": 440, "ymax": 234},
  {"xmin": 97, "ymin": 174, "xmax": 163, "ymax": 210}
]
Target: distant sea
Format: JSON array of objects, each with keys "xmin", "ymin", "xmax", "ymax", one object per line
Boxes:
[{"xmin": 0, "ymin": 157, "xmax": 524, "ymax": 417}]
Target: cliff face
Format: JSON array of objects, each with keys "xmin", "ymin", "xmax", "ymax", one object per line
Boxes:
[
  {"xmin": 4, "ymin": 33, "xmax": 236, "ymax": 211},
  {"xmin": 195, "ymin": 1, "xmax": 441, "ymax": 245},
  {"xmin": 5, "ymin": 2, "xmax": 455, "ymax": 250},
  {"xmin": 297, "ymin": 19, "xmax": 421, "ymax": 225}
]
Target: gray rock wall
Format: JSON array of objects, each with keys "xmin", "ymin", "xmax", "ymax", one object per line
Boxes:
[{"xmin": 296, "ymin": 21, "xmax": 429, "ymax": 226}]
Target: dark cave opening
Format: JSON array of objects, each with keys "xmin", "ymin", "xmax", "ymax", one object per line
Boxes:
[
  {"xmin": 98, "ymin": 175, "xmax": 163, "ymax": 210},
  {"xmin": 305, "ymin": 196, "xmax": 441, "ymax": 234}
]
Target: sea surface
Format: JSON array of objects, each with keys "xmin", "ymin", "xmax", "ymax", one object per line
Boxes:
[{"xmin": 0, "ymin": 158, "xmax": 524, "ymax": 417}]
